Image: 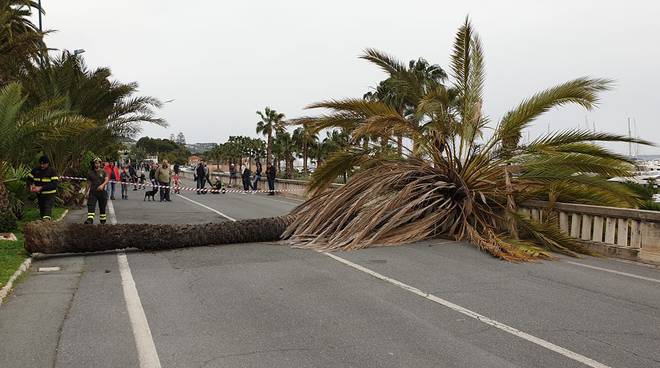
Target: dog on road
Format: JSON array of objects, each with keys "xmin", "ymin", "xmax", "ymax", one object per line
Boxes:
[{"xmin": 144, "ymin": 187, "xmax": 158, "ymax": 201}]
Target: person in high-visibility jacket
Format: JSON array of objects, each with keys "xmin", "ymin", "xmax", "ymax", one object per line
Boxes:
[
  {"xmin": 27, "ymin": 156, "xmax": 59, "ymax": 220},
  {"xmin": 85, "ymin": 158, "xmax": 110, "ymax": 224}
]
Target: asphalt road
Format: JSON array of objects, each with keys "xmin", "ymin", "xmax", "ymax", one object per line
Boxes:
[{"xmin": 1, "ymin": 180, "xmax": 659, "ymax": 367}]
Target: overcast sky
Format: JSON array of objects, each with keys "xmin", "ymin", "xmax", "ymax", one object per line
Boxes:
[{"xmin": 40, "ymin": 0, "xmax": 660, "ymax": 154}]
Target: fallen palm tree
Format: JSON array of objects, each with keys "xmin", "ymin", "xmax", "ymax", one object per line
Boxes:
[
  {"xmin": 284, "ymin": 18, "xmax": 652, "ymax": 261},
  {"xmin": 24, "ymin": 216, "xmax": 294, "ymax": 254}
]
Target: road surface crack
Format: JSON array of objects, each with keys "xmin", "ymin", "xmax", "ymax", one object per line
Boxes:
[{"xmin": 51, "ymin": 264, "xmax": 84, "ymax": 368}]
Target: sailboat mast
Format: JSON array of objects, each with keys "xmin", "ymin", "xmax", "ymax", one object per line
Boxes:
[{"xmin": 627, "ymin": 117, "xmax": 632, "ymax": 158}]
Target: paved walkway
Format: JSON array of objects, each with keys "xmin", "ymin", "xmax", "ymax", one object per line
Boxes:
[{"xmin": 1, "ymin": 182, "xmax": 659, "ymax": 367}]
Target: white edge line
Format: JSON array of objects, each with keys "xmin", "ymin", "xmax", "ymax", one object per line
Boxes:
[
  {"xmin": 0, "ymin": 257, "xmax": 32, "ymax": 306},
  {"xmin": 565, "ymin": 261, "xmax": 660, "ymax": 284},
  {"xmin": 323, "ymin": 252, "xmax": 611, "ymax": 368},
  {"xmin": 117, "ymin": 253, "xmax": 162, "ymax": 368},
  {"xmin": 56, "ymin": 209, "xmax": 69, "ymax": 221},
  {"xmin": 611, "ymin": 258, "xmax": 660, "ymax": 270},
  {"xmin": 175, "ymin": 193, "xmax": 237, "ymax": 222}
]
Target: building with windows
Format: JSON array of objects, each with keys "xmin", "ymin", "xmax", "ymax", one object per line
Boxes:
[{"xmin": 186, "ymin": 143, "xmax": 217, "ymax": 154}]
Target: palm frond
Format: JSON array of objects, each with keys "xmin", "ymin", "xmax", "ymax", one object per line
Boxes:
[
  {"xmin": 516, "ymin": 213, "xmax": 595, "ymax": 256},
  {"xmin": 496, "ymin": 78, "xmax": 613, "ymax": 150},
  {"xmin": 307, "ymin": 148, "xmax": 372, "ymax": 195},
  {"xmin": 360, "ymin": 48, "xmax": 407, "ymax": 75},
  {"xmin": 526, "ymin": 129, "xmax": 652, "ymax": 149}
]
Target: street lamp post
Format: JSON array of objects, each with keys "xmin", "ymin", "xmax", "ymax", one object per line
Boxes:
[{"xmin": 38, "ymin": 0, "xmax": 42, "ymax": 32}]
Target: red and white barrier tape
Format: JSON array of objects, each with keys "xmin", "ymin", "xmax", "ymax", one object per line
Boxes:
[{"xmin": 59, "ymin": 176, "xmax": 304, "ymax": 194}]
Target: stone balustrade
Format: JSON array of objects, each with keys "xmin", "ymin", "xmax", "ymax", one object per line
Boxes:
[
  {"xmin": 520, "ymin": 200, "xmax": 660, "ymax": 264},
  {"xmin": 208, "ymin": 172, "xmax": 339, "ymax": 199}
]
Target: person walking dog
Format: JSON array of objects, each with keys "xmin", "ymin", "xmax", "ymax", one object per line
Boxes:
[{"xmin": 156, "ymin": 160, "xmax": 172, "ymax": 201}]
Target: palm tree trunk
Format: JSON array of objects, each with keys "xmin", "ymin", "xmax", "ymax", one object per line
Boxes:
[
  {"xmin": 267, "ymin": 133, "xmax": 272, "ymax": 165},
  {"xmin": 24, "ymin": 216, "xmax": 296, "ymax": 254},
  {"xmin": 286, "ymin": 158, "xmax": 293, "ymax": 179},
  {"xmin": 397, "ymin": 135, "xmax": 403, "ymax": 156},
  {"xmin": 303, "ymin": 143, "xmax": 308, "ymax": 174},
  {"xmin": 0, "ymin": 180, "xmax": 18, "ymax": 231},
  {"xmin": 0, "ymin": 180, "xmax": 9, "ymax": 211}
]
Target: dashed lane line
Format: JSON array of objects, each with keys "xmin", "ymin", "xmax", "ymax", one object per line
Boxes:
[
  {"xmin": 107, "ymin": 198, "xmax": 118, "ymax": 225},
  {"xmin": 108, "ymin": 199, "xmax": 162, "ymax": 368},
  {"xmin": 175, "ymin": 193, "xmax": 237, "ymax": 221}
]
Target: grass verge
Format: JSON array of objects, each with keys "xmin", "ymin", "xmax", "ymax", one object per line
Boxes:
[{"xmin": 0, "ymin": 207, "xmax": 66, "ymax": 289}]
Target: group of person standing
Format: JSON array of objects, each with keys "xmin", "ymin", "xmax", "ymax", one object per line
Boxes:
[
  {"xmin": 27, "ymin": 154, "xmax": 281, "ymax": 225},
  {"xmin": 147, "ymin": 161, "xmax": 180, "ymax": 200},
  {"xmin": 83, "ymin": 159, "xmax": 178, "ymax": 224},
  {"xmin": 227, "ymin": 159, "xmax": 276, "ymax": 195}
]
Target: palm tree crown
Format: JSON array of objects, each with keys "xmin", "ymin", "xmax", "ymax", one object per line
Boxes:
[{"xmin": 256, "ymin": 107, "xmax": 285, "ymax": 165}]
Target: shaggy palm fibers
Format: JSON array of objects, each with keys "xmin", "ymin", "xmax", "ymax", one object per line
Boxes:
[{"xmin": 24, "ymin": 216, "xmax": 295, "ymax": 254}]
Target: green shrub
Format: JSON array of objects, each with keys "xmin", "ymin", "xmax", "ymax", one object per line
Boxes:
[{"xmin": 0, "ymin": 209, "xmax": 17, "ymax": 232}]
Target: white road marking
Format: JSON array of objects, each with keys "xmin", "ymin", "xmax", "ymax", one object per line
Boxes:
[
  {"xmin": 611, "ymin": 257, "xmax": 659, "ymax": 270},
  {"xmin": 176, "ymin": 193, "xmax": 237, "ymax": 221},
  {"xmin": 565, "ymin": 261, "xmax": 660, "ymax": 284},
  {"xmin": 323, "ymin": 252, "xmax": 611, "ymax": 368},
  {"xmin": 110, "ymin": 199, "xmax": 162, "ymax": 367},
  {"xmin": 38, "ymin": 267, "xmax": 60, "ymax": 272},
  {"xmin": 118, "ymin": 253, "xmax": 162, "ymax": 368},
  {"xmin": 107, "ymin": 198, "xmax": 118, "ymax": 225}
]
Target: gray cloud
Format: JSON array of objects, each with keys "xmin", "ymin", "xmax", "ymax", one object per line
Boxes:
[{"xmin": 42, "ymin": 0, "xmax": 660, "ymax": 154}]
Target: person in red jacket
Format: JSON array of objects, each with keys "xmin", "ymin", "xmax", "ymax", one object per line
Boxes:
[{"xmin": 103, "ymin": 160, "xmax": 120, "ymax": 200}]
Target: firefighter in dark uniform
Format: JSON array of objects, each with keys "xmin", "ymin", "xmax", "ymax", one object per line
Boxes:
[
  {"xmin": 27, "ymin": 156, "xmax": 59, "ymax": 220},
  {"xmin": 85, "ymin": 158, "xmax": 110, "ymax": 224}
]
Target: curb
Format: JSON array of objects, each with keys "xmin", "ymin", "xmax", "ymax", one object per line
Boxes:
[
  {"xmin": 0, "ymin": 257, "xmax": 32, "ymax": 306},
  {"xmin": 0, "ymin": 208, "xmax": 69, "ymax": 306}
]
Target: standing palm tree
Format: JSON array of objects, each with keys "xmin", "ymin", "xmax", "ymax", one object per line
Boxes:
[
  {"xmin": 292, "ymin": 126, "xmax": 318, "ymax": 175},
  {"xmin": 363, "ymin": 57, "xmax": 447, "ymax": 156},
  {"xmin": 0, "ymin": 82, "xmax": 90, "ymax": 229},
  {"xmin": 256, "ymin": 107, "xmax": 285, "ymax": 165},
  {"xmin": 273, "ymin": 131, "xmax": 295, "ymax": 178},
  {"xmin": 283, "ymin": 18, "xmax": 649, "ymax": 261},
  {"xmin": 19, "ymin": 52, "xmax": 165, "ymax": 174},
  {"xmin": 0, "ymin": 0, "xmax": 45, "ymax": 85}
]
